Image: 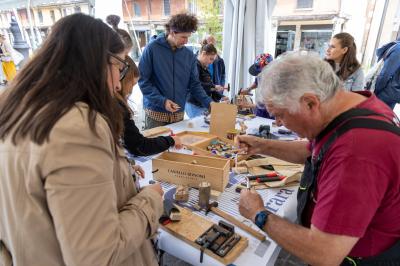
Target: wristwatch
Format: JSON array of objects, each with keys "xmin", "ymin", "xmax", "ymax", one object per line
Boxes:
[{"xmin": 255, "ymin": 210, "xmax": 271, "ymax": 229}]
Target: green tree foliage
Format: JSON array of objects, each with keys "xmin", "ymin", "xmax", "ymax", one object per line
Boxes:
[{"xmin": 191, "ymin": 0, "xmax": 224, "ymax": 51}]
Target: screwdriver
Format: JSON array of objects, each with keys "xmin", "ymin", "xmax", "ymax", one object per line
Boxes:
[{"xmin": 247, "ymin": 172, "xmax": 282, "ymax": 181}]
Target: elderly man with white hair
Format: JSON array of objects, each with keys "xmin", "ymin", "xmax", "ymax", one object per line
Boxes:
[{"xmin": 236, "ymin": 53, "xmax": 400, "ymax": 265}]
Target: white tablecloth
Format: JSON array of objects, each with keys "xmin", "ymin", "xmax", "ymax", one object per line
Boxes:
[{"xmin": 136, "ymin": 115, "xmax": 299, "ymax": 266}]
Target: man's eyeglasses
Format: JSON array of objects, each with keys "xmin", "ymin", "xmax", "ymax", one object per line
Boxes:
[{"xmin": 108, "ymin": 53, "xmax": 130, "ymax": 81}]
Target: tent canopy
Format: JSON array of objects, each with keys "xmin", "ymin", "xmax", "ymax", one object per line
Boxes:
[{"xmin": 222, "ymin": 0, "xmax": 276, "ymax": 97}]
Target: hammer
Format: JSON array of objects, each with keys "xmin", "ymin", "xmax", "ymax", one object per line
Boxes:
[{"xmin": 206, "ymin": 202, "xmax": 266, "ymax": 241}]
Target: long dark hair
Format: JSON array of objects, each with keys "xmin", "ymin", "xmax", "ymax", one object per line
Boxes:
[
  {"xmin": 118, "ymin": 56, "xmax": 139, "ymax": 115},
  {"xmin": 120, "ymin": 56, "xmax": 139, "ymax": 100},
  {"xmin": 326, "ymin": 32, "xmax": 361, "ymax": 81},
  {"xmin": 199, "ymin": 43, "xmax": 217, "ymax": 55},
  {"xmin": 0, "ymin": 13, "xmax": 125, "ymax": 145}
]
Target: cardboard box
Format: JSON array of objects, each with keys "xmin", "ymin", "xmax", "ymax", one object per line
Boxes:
[{"xmin": 152, "ymin": 152, "xmax": 230, "ymax": 192}]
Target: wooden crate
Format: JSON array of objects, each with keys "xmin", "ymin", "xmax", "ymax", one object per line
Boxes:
[
  {"xmin": 152, "ymin": 152, "xmax": 230, "ymax": 192},
  {"xmin": 175, "ymin": 131, "xmax": 215, "ymax": 147},
  {"xmin": 176, "ymin": 131, "xmax": 247, "ymax": 166}
]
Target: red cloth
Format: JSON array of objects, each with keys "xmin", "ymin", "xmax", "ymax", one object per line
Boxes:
[{"xmin": 307, "ymin": 91, "xmax": 400, "ymax": 257}]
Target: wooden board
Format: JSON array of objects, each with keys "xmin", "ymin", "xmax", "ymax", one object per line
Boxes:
[
  {"xmin": 162, "ymin": 207, "xmax": 248, "ymax": 265},
  {"xmin": 142, "ymin": 126, "xmax": 171, "ymax": 137},
  {"xmin": 210, "ymin": 103, "xmax": 237, "ymax": 139}
]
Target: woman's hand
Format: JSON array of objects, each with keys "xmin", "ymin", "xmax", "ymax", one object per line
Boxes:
[
  {"xmin": 171, "ymin": 136, "xmax": 183, "ymax": 149},
  {"xmin": 132, "ymin": 164, "xmax": 145, "ymax": 178},
  {"xmin": 145, "ymin": 183, "xmax": 164, "ymax": 197}
]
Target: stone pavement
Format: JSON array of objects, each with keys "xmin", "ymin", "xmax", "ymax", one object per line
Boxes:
[{"xmin": 161, "ymin": 248, "xmax": 306, "ymax": 266}]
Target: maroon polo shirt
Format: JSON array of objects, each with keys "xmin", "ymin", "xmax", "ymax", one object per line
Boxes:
[{"xmin": 306, "ymin": 91, "xmax": 400, "ymax": 257}]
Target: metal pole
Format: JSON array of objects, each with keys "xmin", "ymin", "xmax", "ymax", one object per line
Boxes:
[
  {"xmin": 372, "ymin": 0, "xmax": 389, "ymax": 65},
  {"xmin": 123, "ymin": 0, "xmax": 142, "ymax": 56},
  {"xmin": 12, "ymin": 8, "xmax": 26, "ymax": 42},
  {"xmin": 27, "ymin": 0, "xmax": 37, "ymax": 50}
]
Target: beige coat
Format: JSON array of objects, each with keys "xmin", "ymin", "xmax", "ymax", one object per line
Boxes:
[{"xmin": 0, "ymin": 103, "xmax": 164, "ymax": 266}]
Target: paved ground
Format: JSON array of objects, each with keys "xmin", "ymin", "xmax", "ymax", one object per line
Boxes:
[
  {"xmin": 161, "ymin": 248, "xmax": 306, "ymax": 266},
  {"xmin": 275, "ymin": 249, "xmax": 306, "ymax": 266}
]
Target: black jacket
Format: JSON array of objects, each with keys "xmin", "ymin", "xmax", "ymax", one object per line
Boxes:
[
  {"xmin": 187, "ymin": 59, "xmax": 223, "ymax": 106},
  {"xmin": 120, "ymin": 101, "xmax": 174, "ymax": 156}
]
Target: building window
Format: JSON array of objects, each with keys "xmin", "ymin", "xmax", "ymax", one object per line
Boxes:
[
  {"xmin": 50, "ymin": 10, "xmax": 55, "ymax": 23},
  {"xmin": 133, "ymin": 2, "xmax": 141, "ymax": 17},
  {"xmin": 275, "ymin": 26, "xmax": 296, "ymax": 57},
  {"xmin": 74, "ymin": 6, "xmax": 81, "ymax": 13},
  {"xmin": 62, "ymin": 8, "xmax": 67, "ymax": 17},
  {"xmin": 297, "ymin": 0, "xmax": 313, "ymax": 9},
  {"xmin": 300, "ymin": 25, "xmax": 333, "ymax": 57},
  {"xmin": 163, "ymin": 0, "xmax": 171, "ymax": 16},
  {"xmin": 38, "ymin": 10, "xmax": 43, "ymax": 23}
]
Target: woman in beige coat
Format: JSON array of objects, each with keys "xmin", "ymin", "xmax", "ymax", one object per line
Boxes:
[{"xmin": 0, "ymin": 14, "xmax": 164, "ymax": 266}]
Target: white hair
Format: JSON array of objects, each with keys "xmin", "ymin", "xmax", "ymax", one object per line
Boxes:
[{"xmin": 257, "ymin": 52, "xmax": 341, "ymax": 113}]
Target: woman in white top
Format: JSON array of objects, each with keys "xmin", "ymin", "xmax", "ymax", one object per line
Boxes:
[{"xmin": 325, "ymin": 32, "xmax": 364, "ymax": 91}]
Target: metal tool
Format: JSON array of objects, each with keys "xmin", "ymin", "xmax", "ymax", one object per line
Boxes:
[
  {"xmin": 245, "ymin": 177, "xmax": 251, "ymax": 189},
  {"xmin": 198, "ymin": 182, "xmax": 211, "ymax": 209},
  {"xmin": 256, "ymin": 176, "xmax": 283, "ymax": 183},
  {"xmin": 205, "ymin": 201, "xmax": 266, "ymax": 241},
  {"xmin": 247, "ymin": 172, "xmax": 283, "ymax": 181},
  {"xmin": 195, "ymin": 221, "xmax": 239, "ymax": 262}
]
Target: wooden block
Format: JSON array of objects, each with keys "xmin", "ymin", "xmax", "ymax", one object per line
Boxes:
[
  {"xmin": 142, "ymin": 126, "xmax": 171, "ymax": 137},
  {"xmin": 232, "ymin": 166, "xmax": 248, "ymax": 174},
  {"xmin": 162, "ymin": 207, "xmax": 248, "ymax": 265},
  {"xmin": 174, "ymin": 186, "xmax": 189, "ymax": 202},
  {"xmin": 210, "ymin": 103, "xmax": 237, "ymax": 139},
  {"xmin": 210, "ymin": 189, "xmax": 222, "ymax": 200}
]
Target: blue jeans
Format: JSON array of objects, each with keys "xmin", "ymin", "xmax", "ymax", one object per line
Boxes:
[{"xmin": 185, "ymin": 102, "xmax": 207, "ymax": 118}]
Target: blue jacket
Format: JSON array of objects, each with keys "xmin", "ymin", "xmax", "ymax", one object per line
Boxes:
[
  {"xmin": 375, "ymin": 41, "xmax": 400, "ymax": 109},
  {"xmin": 211, "ymin": 55, "xmax": 226, "ymax": 86},
  {"xmin": 138, "ymin": 33, "xmax": 212, "ymax": 113}
]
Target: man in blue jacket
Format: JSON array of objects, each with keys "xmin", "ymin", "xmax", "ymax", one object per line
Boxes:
[
  {"xmin": 374, "ymin": 40, "xmax": 400, "ymax": 109},
  {"xmin": 138, "ymin": 13, "xmax": 212, "ymax": 129}
]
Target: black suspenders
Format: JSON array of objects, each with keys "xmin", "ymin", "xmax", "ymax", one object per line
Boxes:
[{"xmin": 296, "ymin": 108, "xmax": 400, "ymax": 265}]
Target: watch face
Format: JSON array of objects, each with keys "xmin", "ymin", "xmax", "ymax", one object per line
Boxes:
[{"xmin": 256, "ymin": 211, "xmax": 268, "ymax": 229}]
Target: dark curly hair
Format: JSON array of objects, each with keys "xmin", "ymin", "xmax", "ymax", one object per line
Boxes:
[{"xmin": 165, "ymin": 13, "xmax": 198, "ymax": 34}]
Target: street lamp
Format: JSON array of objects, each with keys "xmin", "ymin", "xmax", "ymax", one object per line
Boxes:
[{"xmin": 10, "ymin": 16, "xmax": 29, "ymax": 66}]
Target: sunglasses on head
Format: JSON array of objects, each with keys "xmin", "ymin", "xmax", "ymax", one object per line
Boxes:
[{"xmin": 108, "ymin": 53, "xmax": 130, "ymax": 81}]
